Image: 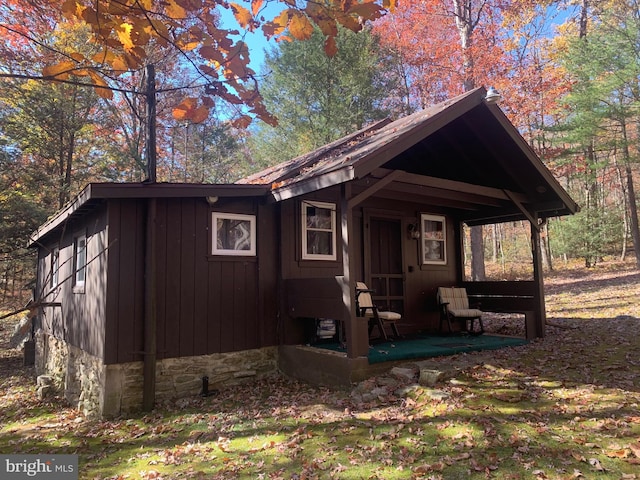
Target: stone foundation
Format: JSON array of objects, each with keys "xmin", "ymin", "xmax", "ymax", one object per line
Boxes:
[
  {"xmin": 35, "ymin": 331, "xmax": 278, "ymax": 418},
  {"xmin": 35, "ymin": 331, "xmax": 105, "ymax": 418}
]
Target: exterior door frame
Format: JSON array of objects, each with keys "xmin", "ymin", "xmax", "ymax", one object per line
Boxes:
[{"xmin": 363, "ymin": 209, "xmax": 406, "ymax": 314}]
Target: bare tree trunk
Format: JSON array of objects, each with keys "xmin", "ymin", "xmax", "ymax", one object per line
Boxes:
[
  {"xmin": 491, "ymin": 224, "xmax": 497, "ymax": 262},
  {"xmin": 58, "ymin": 114, "xmax": 67, "ymax": 209},
  {"xmin": 540, "ymin": 222, "xmax": 553, "ymax": 272},
  {"xmin": 2, "ymin": 265, "xmax": 8, "ymax": 302},
  {"xmin": 63, "ymin": 131, "xmax": 74, "ymax": 205},
  {"xmin": 498, "ymin": 223, "xmax": 505, "ymax": 274},
  {"xmin": 470, "ymin": 225, "xmax": 486, "ymax": 280},
  {"xmin": 453, "ymin": 0, "xmax": 486, "ymax": 280},
  {"xmin": 614, "ymin": 148, "xmax": 629, "ymax": 261},
  {"xmin": 578, "ymin": 0, "xmax": 598, "ymax": 268},
  {"xmin": 627, "ymin": 170, "xmax": 640, "ymax": 265},
  {"xmin": 579, "ymin": 0, "xmax": 589, "ymax": 39},
  {"xmin": 620, "ymin": 119, "xmax": 640, "ymax": 266}
]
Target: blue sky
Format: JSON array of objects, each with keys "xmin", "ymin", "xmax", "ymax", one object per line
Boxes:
[
  {"xmin": 218, "ymin": 2, "xmax": 577, "ymax": 73},
  {"xmin": 218, "ymin": 2, "xmax": 284, "ymax": 73}
]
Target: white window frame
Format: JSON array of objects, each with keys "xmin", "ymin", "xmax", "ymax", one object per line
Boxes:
[
  {"xmin": 74, "ymin": 234, "xmax": 87, "ymax": 288},
  {"xmin": 50, "ymin": 247, "xmax": 59, "ymax": 288},
  {"xmin": 301, "ymin": 200, "xmax": 337, "ymax": 261},
  {"xmin": 420, "ymin": 213, "xmax": 447, "ymax": 265},
  {"xmin": 212, "ymin": 212, "xmax": 256, "ymax": 256}
]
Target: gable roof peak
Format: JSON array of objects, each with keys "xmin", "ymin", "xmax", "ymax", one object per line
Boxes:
[{"xmin": 238, "ymin": 88, "xmax": 488, "ymax": 189}]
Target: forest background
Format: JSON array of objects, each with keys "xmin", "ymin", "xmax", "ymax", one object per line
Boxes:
[{"xmin": 2, "ymin": 0, "xmax": 640, "ymax": 309}]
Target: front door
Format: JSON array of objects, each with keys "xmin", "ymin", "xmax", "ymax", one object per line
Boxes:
[{"xmin": 365, "ymin": 215, "xmax": 404, "ymax": 315}]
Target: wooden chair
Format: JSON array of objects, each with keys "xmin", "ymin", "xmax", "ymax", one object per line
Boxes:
[
  {"xmin": 437, "ymin": 287, "xmax": 484, "ymax": 335},
  {"xmin": 355, "ymin": 282, "xmax": 401, "ymax": 341}
]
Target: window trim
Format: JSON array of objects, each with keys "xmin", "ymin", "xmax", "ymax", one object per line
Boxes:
[
  {"xmin": 73, "ymin": 234, "xmax": 87, "ymax": 292},
  {"xmin": 301, "ymin": 200, "xmax": 337, "ymax": 261},
  {"xmin": 420, "ymin": 213, "xmax": 447, "ymax": 265},
  {"xmin": 211, "ymin": 212, "xmax": 257, "ymax": 256}
]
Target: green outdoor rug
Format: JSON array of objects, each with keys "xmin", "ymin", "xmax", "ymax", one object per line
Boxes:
[{"xmin": 316, "ymin": 334, "xmax": 528, "ymax": 364}]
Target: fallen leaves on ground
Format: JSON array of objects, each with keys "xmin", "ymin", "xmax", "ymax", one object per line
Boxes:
[{"xmin": 1, "ymin": 261, "xmax": 640, "ymax": 479}]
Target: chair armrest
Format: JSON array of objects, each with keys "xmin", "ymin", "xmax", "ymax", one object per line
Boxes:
[{"xmin": 355, "ymin": 288, "xmax": 375, "ymax": 300}]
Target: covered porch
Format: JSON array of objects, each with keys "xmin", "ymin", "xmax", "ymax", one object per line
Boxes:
[
  {"xmin": 278, "ymin": 328, "xmax": 528, "ymax": 387},
  {"xmin": 239, "ymin": 88, "xmax": 580, "ymax": 384}
]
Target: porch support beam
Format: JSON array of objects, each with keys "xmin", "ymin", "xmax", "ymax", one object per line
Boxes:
[
  {"xmin": 504, "ymin": 190, "xmax": 540, "ymax": 231},
  {"xmin": 369, "ymin": 189, "xmax": 496, "ymax": 211},
  {"xmin": 372, "ymin": 169, "xmax": 529, "ymax": 204},
  {"xmin": 348, "ymin": 170, "xmax": 404, "ymax": 209},
  {"xmin": 379, "ymin": 182, "xmax": 507, "ymax": 207},
  {"xmin": 340, "ymin": 184, "xmax": 369, "ymax": 359},
  {"xmin": 530, "ymin": 216, "xmax": 546, "ymax": 338}
]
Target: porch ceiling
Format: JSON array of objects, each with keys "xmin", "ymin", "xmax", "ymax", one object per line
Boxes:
[{"xmin": 376, "ymin": 108, "xmax": 570, "ymax": 224}]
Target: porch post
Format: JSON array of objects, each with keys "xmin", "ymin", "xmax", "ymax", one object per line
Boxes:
[
  {"xmin": 341, "ymin": 185, "xmax": 369, "ymax": 358},
  {"xmin": 531, "ymin": 219, "xmax": 546, "ymax": 338}
]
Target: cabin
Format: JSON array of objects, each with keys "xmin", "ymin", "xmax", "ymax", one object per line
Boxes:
[{"xmin": 29, "ymin": 88, "xmax": 578, "ymax": 417}]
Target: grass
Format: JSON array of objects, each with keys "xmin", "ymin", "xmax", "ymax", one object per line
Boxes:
[{"xmin": 2, "ymin": 260, "xmax": 640, "ymax": 479}]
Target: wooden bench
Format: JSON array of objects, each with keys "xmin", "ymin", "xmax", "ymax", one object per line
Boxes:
[{"xmin": 461, "ymin": 281, "xmax": 542, "ymax": 340}]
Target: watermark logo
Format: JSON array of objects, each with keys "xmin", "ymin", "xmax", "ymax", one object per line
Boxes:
[{"xmin": 0, "ymin": 455, "xmax": 78, "ymax": 479}]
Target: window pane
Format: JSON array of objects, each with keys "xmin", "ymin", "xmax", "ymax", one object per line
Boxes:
[
  {"xmin": 51, "ymin": 248, "xmax": 59, "ymax": 288},
  {"xmin": 423, "ymin": 220, "xmax": 444, "ymax": 239},
  {"xmin": 306, "ymin": 206, "xmax": 332, "ymax": 230},
  {"xmin": 301, "ymin": 201, "xmax": 336, "ymax": 260},
  {"xmin": 421, "ymin": 214, "xmax": 446, "ymax": 264},
  {"xmin": 423, "ymin": 240, "xmax": 444, "ymax": 262},
  {"xmin": 217, "ymin": 219, "xmax": 252, "ymax": 251},
  {"xmin": 76, "ymin": 237, "xmax": 86, "ymax": 284},
  {"xmin": 306, "ymin": 231, "xmax": 333, "ymax": 255}
]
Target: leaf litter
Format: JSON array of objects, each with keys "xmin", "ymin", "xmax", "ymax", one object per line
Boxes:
[{"xmin": 1, "ymin": 261, "xmax": 640, "ymax": 479}]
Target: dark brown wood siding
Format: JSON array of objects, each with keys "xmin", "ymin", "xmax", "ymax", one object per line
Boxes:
[
  {"xmin": 279, "ymin": 189, "xmax": 347, "ymax": 344},
  {"xmin": 359, "ymin": 197, "xmax": 460, "ymax": 334},
  {"xmin": 104, "ymin": 197, "xmax": 278, "ymax": 364},
  {"xmin": 36, "ymin": 204, "xmax": 109, "ymax": 359},
  {"xmin": 280, "ymin": 191, "xmax": 462, "ymax": 340},
  {"xmin": 104, "ymin": 199, "xmax": 146, "ymax": 364}
]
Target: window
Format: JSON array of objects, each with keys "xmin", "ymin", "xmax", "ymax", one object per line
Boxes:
[
  {"xmin": 302, "ymin": 201, "xmax": 337, "ymax": 260},
  {"xmin": 212, "ymin": 212, "xmax": 256, "ymax": 256},
  {"xmin": 50, "ymin": 247, "xmax": 59, "ymax": 288},
  {"xmin": 74, "ymin": 235, "xmax": 87, "ymax": 288},
  {"xmin": 421, "ymin": 214, "xmax": 446, "ymax": 265}
]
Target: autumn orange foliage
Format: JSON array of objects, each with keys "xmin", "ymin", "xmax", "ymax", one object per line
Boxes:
[{"xmin": 1, "ymin": 0, "xmax": 397, "ymax": 126}]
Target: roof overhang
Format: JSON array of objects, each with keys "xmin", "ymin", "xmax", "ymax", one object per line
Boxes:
[
  {"xmin": 29, "ymin": 182, "xmax": 269, "ymax": 246},
  {"xmin": 260, "ymin": 88, "xmax": 578, "ymax": 224}
]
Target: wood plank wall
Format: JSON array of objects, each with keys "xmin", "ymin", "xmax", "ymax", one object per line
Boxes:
[
  {"xmin": 38, "ymin": 205, "xmax": 109, "ymax": 359},
  {"xmin": 104, "ymin": 197, "xmax": 278, "ymax": 365},
  {"xmin": 278, "ymin": 191, "xmax": 463, "ymax": 339}
]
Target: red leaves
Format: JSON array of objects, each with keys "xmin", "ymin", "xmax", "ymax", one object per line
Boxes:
[
  {"xmin": 230, "ymin": 3, "xmax": 254, "ymax": 30},
  {"xmin": 42, "ymin": 61, "xmax": 76, "ymax": 80},
  {"xmin": 287, "ymin": 10, "xmax": 315, "ymax": 41},
  {"xmin": 324, "ymin": 35, "xmax": 338, "ymax": 57},
  {"xmin": 30, "ymin": 0, "xmax": 393, "ymax": 125},
  {"xmin": 251, "ymin": 0, "xmax": 264, "ymax": 16},
  {"xmin": 172, "ymin": 97, "xmax": 209, "ymax": 123}
]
